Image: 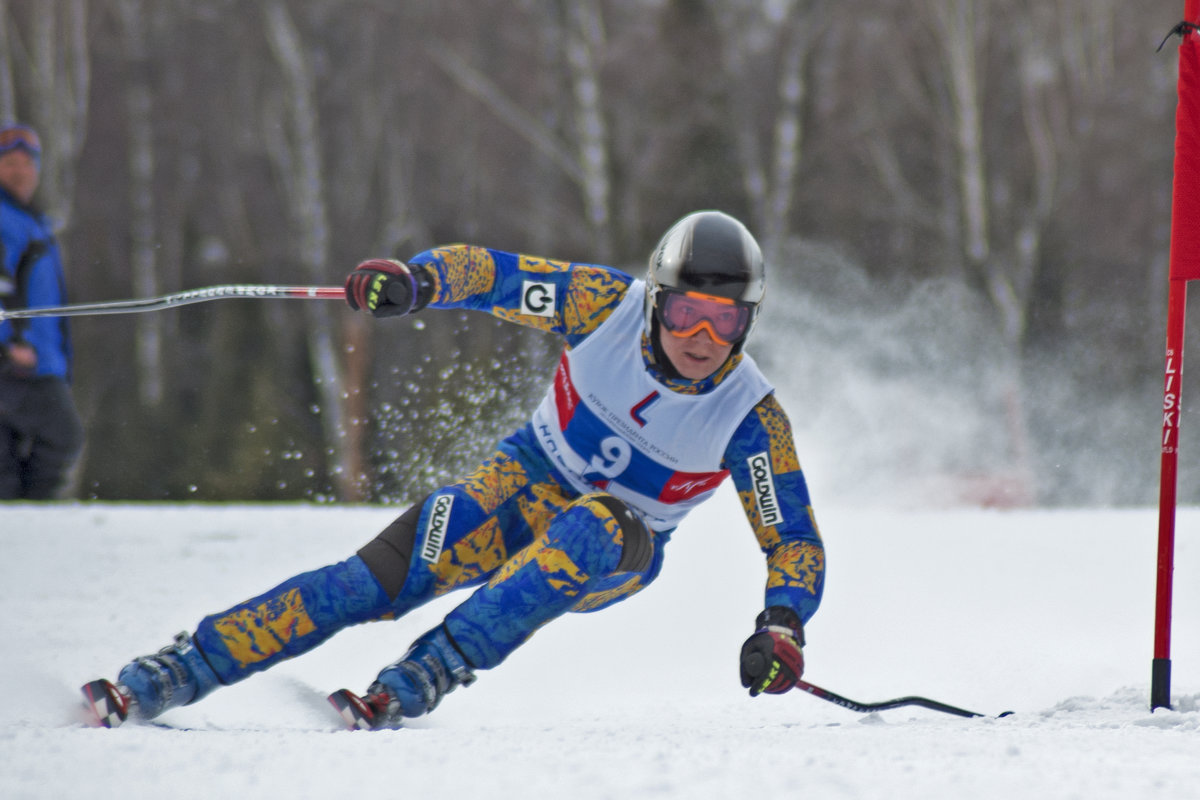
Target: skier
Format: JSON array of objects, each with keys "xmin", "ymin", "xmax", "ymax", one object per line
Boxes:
[{"xmin": 82, "ymin": 210, "xmax": 825, "ymax": 729}]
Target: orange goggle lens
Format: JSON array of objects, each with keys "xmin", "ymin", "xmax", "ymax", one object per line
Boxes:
[{"xmin": 657, "ymin": 290, "xmax": 751, "ymax": 346}]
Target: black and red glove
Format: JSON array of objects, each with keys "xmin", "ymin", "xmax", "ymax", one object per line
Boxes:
[
  {"xmin": 739, "ymin": 606, "xmax": 805, "ymax": 696},
  {"xmin": 345, "ymin": 258, "xmax": 432, "ymax": 318}
]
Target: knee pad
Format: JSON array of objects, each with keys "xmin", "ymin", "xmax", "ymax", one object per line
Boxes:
[
  {"xmin": 357, "ymin": 497, "xmax": 429, "ymax": 601},
  {"xmin": 576, "ymin": 494, "xmax": 653, "ymax": 575}
]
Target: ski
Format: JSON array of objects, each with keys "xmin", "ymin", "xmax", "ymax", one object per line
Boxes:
[
  {"xmin": 328, "ymin": 688, "xmax": 384, "ymax": 731},
  {"xmin": 81, "ymin": 679, "xmax": 132, "ymax": 728}
]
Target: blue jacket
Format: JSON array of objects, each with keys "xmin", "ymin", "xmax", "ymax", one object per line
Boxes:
[{"xmin": 0, "ymin": 187, "xmax": 72, "ymax": 379}]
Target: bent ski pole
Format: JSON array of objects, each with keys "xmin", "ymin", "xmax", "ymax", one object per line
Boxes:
[
  {"xmin": 0, "ymin": 284, "xmax": 345, "ymax": 321},
  {"xmin": 794, "ymin": 679, "xmax": 1010, "ymax": 718}
]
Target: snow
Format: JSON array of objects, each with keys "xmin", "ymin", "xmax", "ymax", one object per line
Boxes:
[{"xmin": 1, "ymin": 496, "xmax": 1198, "ymax": 799}]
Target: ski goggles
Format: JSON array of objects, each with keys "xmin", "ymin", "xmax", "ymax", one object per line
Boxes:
[
  {"xmin": 655, "ymin": 288, "xmax": 753, "ymax": 346},
  {"xmin": 0, "ymin": 125, "xmax": 40, "ymax": 159}
]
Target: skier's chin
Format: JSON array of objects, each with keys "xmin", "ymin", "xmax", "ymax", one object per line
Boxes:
[
  {"xmin": 673, "ymin": 355, "xmax": 718, "ymax": 380},
  {"xmin": 658, "ymin": 328, "xmax": 734, "ymax": 381}
]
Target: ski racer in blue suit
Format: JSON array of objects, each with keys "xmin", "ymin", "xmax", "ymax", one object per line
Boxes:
[{"xmin": 82, "ymin": 211, "xmax": 825, "ymax": 729}]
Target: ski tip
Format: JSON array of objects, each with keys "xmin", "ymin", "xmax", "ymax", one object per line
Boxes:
[
  {"xmin": 997, "ymin": 710, "xmax": 1015, "ymax": 718},
  {"xmin": 327, "ymin": 689, "xmax": 378, "ymax": 731},
  {"xmin": 81, "ymin": 679, "xmax": 130, "ymax": 729}
]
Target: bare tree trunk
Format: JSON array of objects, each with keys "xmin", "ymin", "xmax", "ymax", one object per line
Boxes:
[
  {"xmin": 564, "ymin": 0, "xmax": 612, "ymax": 262},
  {"xmin": 117, "ymin": 0, "xmax": 163, "ymax": 407},
  {"xmin": 927, "ymin": 0, "xmax": 990, "ymax": 274},
  {"xmin": 926, "ymin": 0, "xmax": 1037, "ymax": 503},
  {"xmin": 0, "ymin": 2, "xmax": 14, "ymax": 121},
  {"xmin": 716, "ymin": 0, "xmax": 824, "ymax": 262},
  {"xmin": 762, "ymin": 14, "xmax": 819, "ymax": 262},
  {"xmin": 427, "ymin": 44, "xmax": 585, "ymax": 186},
  {"xmin": 425, "ymin": 12, "xmax": 614, "ymax": 255},
  {"xmin": 262, "ymin": 2, "xmax": 362, "ymax": 501},
  {"xmin": 528, "ymin": 2, "xmax": 568, "ymax": 253},
  {"xmin": 1006, "ymin": 3, "xmax": 1064, "ymax": 346},
  {"xmin": 26, "ymin": 0, "xmax": 89, "ymax": 226}
]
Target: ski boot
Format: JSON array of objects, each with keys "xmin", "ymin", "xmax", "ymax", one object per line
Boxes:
[
  {"xmin": 328, "ymin": 625, "xmax": 475, "ymax": 730},
  {"xmin": 81, "ymin": 632, "xmax": 220, "ymax": 728}
]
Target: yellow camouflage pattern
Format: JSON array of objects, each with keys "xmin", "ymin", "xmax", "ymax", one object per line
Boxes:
[
  {"xmin": 560, "ymin": 267, "xmax": 630, "ymax": 336},
  {"xmin": 429, "ymin": 517, "xmax": 508, "ymax": 596},
  {"xmin": 490, "ymin": 263, "xmax": 626, "ymax": 336},
  {"xmin": 485, "ymin": 533, "xmax": 588, "ymax": 599},
  {"xmin": 737, "ymin": 395, "xmax": 808, "ymax": 550},
  {"xmin": 766, "ymin": 540, "xmax": 824, "ymax": 596},
  {"xmin": 211, "ymin": 588, "xmax": 317, "ymax": 669},
  {"xmin": 755, "ymin": 395, "xmax": 801, "ymax": 473},
  {"xmin": 573, "ymin": 574, "xmax": 645, "ymax": 611},
  {"xmin": 538, "ymin": 545, "xmax": 591, "ymax": 597},
  {"xmin": 491, "ymin": 306, "xmax": 556, "ymax": 333},
  {"xmin": 518, "ymin": 480, "xmax": 573, "ymax": 536},
  {"xmin": 574, "ymin": 494, "xmax": 625, "ymax": 547},
  {"xmin": 484, "ymin": 493, "xmax": 626, "ymax": 600},
  {"xmin": 430, "ymin": 245, "xmax": 494, "ymax": 303},
  {"xmin": 517, "ymin": 255, "xmax": 573, "ymax": 274},
  {"xmin": 461, "ymin": 451, "xmax": 529, "ymax": 516}
]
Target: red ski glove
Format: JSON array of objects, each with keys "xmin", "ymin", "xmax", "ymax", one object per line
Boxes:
[
  {"xmin": 345, "ymin": 259, "xmax": 424, "ymax": 317},
  {"xmin": 739, "ymin": 606, "xmax": 805, "ymax": 697}
]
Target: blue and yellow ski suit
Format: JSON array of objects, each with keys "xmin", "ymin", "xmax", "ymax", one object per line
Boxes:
[{"xmin": 192, "ymin": 246, "xmax": 825, "ymax": 687}]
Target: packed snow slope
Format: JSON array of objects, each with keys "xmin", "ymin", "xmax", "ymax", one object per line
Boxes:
[{"xmin": 1, "ymin": 497, "xmax": 1198, "ymax": 799}]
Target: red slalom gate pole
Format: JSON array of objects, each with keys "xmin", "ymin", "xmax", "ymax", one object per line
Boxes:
[
  {"xmin": 1154, "ymin": 0, "xmax": 1200, "ymax": 711},
  {"xmin": 1155, "ymin": 280, "xmax": 1186, "ymax": 711}
]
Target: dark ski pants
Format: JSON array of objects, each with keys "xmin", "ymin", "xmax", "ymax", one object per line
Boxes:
[
  {"xmin": 0, "ymin": 375, "xmax": 83, "ymax": 500},
  {"xmin": 191, "ymin": 432, "xmax": 663, "ymax": 690}
]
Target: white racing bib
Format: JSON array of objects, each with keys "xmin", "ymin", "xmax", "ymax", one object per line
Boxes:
[{"xmin": 530, "ymin": 280, "xmax": 772, "ymax": 530}]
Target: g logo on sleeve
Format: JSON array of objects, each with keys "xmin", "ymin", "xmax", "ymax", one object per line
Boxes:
[{"xmin": 521, "ymin": 281, "xmax": 556, "ymax": 317}]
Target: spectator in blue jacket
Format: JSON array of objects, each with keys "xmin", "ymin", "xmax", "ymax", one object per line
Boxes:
[{"xmin": 0, "ymin": 122, "xmax": 83, "ymax": 499}]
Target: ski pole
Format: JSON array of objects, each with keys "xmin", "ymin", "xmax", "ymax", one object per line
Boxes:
[
  {"xmin": 794, "ymin": 679, "xmax": 1011, "ymax": 719},
  {"xmin": 0, "ymin": 284, "xmax": 345, "ymax": 321}
]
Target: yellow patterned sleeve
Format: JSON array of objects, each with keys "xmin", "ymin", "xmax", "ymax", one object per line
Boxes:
[
  {"xmin": 766, "ymin": 539, "xmax": 824, "ymax": 599},
  {"xmin": 412, "ymin": 245, "xmax": 628, "ymax": 340},
  {"xmin": 422, "ymin": 245, "xmax": 496, "ymax": 305},
  {"xmin": 486, "ymin": 257, "xmax": 627, "ymax": 339},
  {"xmin": 728, "ymin": 393, "xmax": 825, "ymax": 621},
  {"xmin": 559, "ymin": 265, "xmax": 630, "ymax": 338}
]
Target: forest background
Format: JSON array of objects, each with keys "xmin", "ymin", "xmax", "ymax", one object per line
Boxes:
[{"xmin": 0, "ymin": 0, "xmax": 1188, "ymax": 507}]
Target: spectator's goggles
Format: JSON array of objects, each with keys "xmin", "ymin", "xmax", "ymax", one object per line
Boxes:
[
  {"xmin": 656, "ymin": 288, "xmax": 753, "ymax": 347},
  {"xmin": 0, "ymin": 126, "xmax": 41, "ymax": 159}
]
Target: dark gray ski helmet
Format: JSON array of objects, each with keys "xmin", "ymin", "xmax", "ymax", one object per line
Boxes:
[{"xmin": 645, "ymin": 210, "xmax": 765, "ymax": 349}]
